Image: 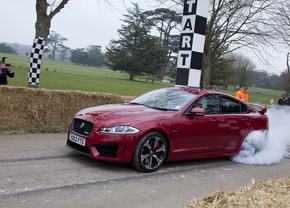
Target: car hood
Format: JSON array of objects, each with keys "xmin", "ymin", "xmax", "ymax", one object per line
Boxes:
[{"xmin": 75, "ymin": 103, "xmax": 175, "ymax": 127}]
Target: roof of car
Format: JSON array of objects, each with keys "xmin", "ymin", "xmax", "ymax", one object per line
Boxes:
[{"xmin": 166, "ymin": 86, "xmax": 219, "ymax": 95}]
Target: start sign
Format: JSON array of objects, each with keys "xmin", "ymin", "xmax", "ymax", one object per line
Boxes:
[{"xmin": 176, "ymin": 0, "xmax": 209, "ymax": 87}]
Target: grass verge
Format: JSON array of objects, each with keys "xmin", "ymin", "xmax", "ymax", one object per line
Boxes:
[{"xmin": 0, "ymin": 125, "xmax": 69, "ymax": 134}]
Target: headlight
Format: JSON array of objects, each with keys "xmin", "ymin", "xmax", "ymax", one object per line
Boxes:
[{"xmin": 99, "ymin": 126, "xmax": 140, "ymax": 134}]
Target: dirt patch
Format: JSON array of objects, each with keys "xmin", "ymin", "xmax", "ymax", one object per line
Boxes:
[{"xmin": 0, "ymin": 85, "xmax": 131, "ymax": 127}]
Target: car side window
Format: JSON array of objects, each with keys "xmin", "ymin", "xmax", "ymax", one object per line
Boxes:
[
  {"xmin": 221, "ymin": 96, "xmax": 248, "ymax": 114},
  {"xmin": 192, "ymin": 95, "xmax": 219, "ymax": 114},
  {"xmin": 241, "ymin": 102, "xmax": 248, "ymax": 113}
]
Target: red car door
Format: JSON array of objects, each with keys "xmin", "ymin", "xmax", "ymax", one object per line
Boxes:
[
  {"xmin": 177, "ymin": 94, "xmax": 227, "ymax": 155},
  {"xmin": 219, "ymin": 96, "xmax": 251, "ymax": 152}
]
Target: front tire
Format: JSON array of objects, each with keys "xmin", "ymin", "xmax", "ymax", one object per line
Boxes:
[{"xmin": 131, "ymin": 132, "xmax": 167, "ymax": 172}]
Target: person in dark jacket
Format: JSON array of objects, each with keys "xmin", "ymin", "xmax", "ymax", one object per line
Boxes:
[
  {"xmin": 0, "ymin": 57, "xmax": 14, "ymax": 85},
  {"xmin": 287, "ymin": 96, "xmax": 290, "ymax": 106},
  {"xmin": 278, "ymin": 94, "xmax": 287, "ymax": 106}
]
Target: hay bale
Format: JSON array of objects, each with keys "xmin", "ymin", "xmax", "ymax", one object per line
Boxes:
[
  {"xmin": 0, "ymin": 85, "xmax": 132, "ymax": 127},
  {"xmin": 184, "ymin": 176, "xmax": 290, "ymax": 207}
]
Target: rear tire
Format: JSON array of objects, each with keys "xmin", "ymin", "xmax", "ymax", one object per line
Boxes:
[
  {"xmin": 237, "ymin": 130, "xmax": 268, "ymax": 158},
  {"xmin": 131, "ymin": 132, "xmax": 167, "ymax": 172}
]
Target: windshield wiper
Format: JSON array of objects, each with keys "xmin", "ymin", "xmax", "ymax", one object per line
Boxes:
[
  {"xmin": 151, "ymin": 107, "xmax": 178, "ymax": 111},
  {"xmin": 129, "ymin": 102, "xmax": 142, "ymax": 105}
]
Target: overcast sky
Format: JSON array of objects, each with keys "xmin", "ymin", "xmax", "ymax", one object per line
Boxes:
[
  {"xmin": 2, "ymin": 0, "xmax": 161, "ymax": 50},
  {"xmin": 1, "ymin": 0, "xmax": 288, "ymax": 75}
]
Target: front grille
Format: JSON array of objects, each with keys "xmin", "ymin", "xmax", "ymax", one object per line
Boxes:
[
  {"xmin": 72, "ymin": 119, "xmax": 94, "ymax": 137},
  {"xmin": 95, "ymin": 144, "xmax": 119, "ymax": 158},
  {"xmin": 67, "ymin": 139, "xmax": 91, "ymax": 155}
]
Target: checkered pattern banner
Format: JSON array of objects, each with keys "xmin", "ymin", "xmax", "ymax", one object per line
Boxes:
[
  {"xmin": 27, "ymin": 37, "xmax": 46, "ymax": 87},
  {"xmin": 176, "ymin": 0, "xmax": 209, "ymax": 87}
]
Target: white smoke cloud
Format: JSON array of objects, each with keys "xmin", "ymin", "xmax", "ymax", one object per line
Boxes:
[{"xmin": 230, "ymin": 107, "xmax": 290, "ymax": 165}]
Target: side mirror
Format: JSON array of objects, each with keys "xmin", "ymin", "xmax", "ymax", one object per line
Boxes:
[{"xmin": 190, "ymin": 107, "xmax": 206, "ymax": 116}]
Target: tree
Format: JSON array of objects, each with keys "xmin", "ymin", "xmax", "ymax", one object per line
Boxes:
[
  {"xmin": 268, "ymin": 73, "xmax": 281, "ymax": 91},
  {"xmin": 272, "ymin": 1, "xmax": 290, "ymax": 96},
  {"xmin": 0, "ymin": 43, "xmax": 17, "ymax": 54},
  {"xmin": 59, "ymin": 45, "xmax": 70, "ymax": 61},
  {"xmin": 87, "ymin": 45, "xmax": 105, "ymax": 67},
  {"xmin": 44, "ymin": 31, "xmax": 68, "ymax": 60},
  {"xmin": 208, "ymin": 57, "xmax": 233, "ymax": 88},
  {"xmin": 29, "ymin": 0, "xmax": 132, "ymax": 87},
  {"xmin": 27, "ymin": 0, "xmax": 70, "ymax": 88},
  {"xmin": 283, "ymin": 53, "xmax": 290, "ymax": 96},
  {"xmin": 155, "ymin": 0, "xmax": 278, "ymax": 89},
  {"xmin": 256, "ymin": 71, "xmax": 271, "ymax": 89},
  {"xmin": 71, "ymin": 48, "xmax": 89, "ymax": 66},
  {"xmin": 35, "ymin": 0, "xmax": 69, "ymax": 38},
  {"xmin": 203, "ymin": 0, "xmax": 277, "ymax": 89},
  {"xmin": 70, "ymin": 45, "xmax": 104, "ymax": 67},
  {"xmin": 104, "ymin": 3, "xmax": 168, "ymax": 80},
  {"xmin": 228, "ymin": 54, "xmax": 257, "ymax": 88},
  {"xmin": 145, "ymin": 8, "xmax": 182, "ymax": 79}
]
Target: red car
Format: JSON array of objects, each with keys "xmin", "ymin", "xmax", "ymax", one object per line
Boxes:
[{"xmin": 66, "ymin": 87, "xmax": 268, "ymax": 172}]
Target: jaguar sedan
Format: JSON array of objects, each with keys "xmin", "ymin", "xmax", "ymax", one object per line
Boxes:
[{"xmin": 66, "ymin": 86, "xmax": 269, "ymax": 172}]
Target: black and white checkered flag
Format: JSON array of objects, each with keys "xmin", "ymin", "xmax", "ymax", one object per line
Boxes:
[
  {"xmin": 27, "ymin": 37, "xmax": 46, "ymax": 87},
  {"xmin": 176, "ymin": 0, "xmax": 209, "ymax": 87}
]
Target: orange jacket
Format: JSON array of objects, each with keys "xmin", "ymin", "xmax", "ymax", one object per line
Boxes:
[{"xmin": 235, "ymin": 88, "xmax": 248, "ymax": 103}]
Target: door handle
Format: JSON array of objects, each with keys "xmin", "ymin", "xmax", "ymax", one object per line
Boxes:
[
  {"xmin": 242, "ymin": 118, "xmax": 249, "ymax": 122},
  {"xmin": 212, "ymin": 118, "xmax": 220, "ymax": 122}
]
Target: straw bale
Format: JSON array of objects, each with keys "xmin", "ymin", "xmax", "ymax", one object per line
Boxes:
[
  {"xmin": 184, "ymin": 176, "xmax": 290, "ymax": 208},
  {"xmin": 0, "ymin": 85, "xmax": 131, "ymax": 127}
]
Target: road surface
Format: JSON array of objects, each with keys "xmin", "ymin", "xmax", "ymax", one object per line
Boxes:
[{"xmin": 0, "ymin": 133, "xmax": 289, "ymax": 208}]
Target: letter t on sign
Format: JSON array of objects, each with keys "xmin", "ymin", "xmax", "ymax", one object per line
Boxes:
[{"xmin": 175, "ymin": 0, "xmax": 209, "ymax": 87}]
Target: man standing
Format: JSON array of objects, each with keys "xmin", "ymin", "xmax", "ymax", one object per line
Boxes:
[
  {"xmin": 0, "ymin": 57, "xmax": 14, "ymax": 85},
  {"xmin": 235, "ymin": 84, "xmax": 249, "ymax": 103}
]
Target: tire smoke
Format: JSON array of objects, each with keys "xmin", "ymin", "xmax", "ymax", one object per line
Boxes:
[{"xmin": 230, "ymin": 107, "xmax": 290, "ymax": 165}]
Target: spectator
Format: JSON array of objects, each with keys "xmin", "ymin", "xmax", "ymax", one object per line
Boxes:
[
  {"xmin": 278, "ymin": 94, "xmax": 287, "ymax": 106},
  {"xmin": 287, "ymin": 95, "xmax": 290, "ymax": 106},
  {"xmin": 0, "ymin": 57, "xmax": 14, "ymax": 85},
  {"xmin": 235, "ymin": 84, "xmax": 248, "ymax": 103}
]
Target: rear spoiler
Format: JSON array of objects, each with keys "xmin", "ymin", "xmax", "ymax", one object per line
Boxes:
[{"xmin": 248, "ymin": 103, "xmax": 267, "ymax": 114}]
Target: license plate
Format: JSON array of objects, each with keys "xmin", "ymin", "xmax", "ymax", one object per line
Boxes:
[{"xmin": 69, "ymin": 134, "xmax": 85, "ymax": 146}]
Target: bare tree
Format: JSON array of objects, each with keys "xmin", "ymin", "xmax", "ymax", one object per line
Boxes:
[
  {"xmin": 27, "ymin": 0, "xmax": 70, "ymax": 88},
  {"xmin": 283, "ymin": 53, "xmax": 290, "ymax": 96},
  {"xmin": 44, "ymin": 31, "xmax": 68, "ymax": 60},
  {"xmin": 35, "ymin": 0, "xmax": 125, "ymax": 40},
  {"xmin": 272, "ymin": 0, "xmax": 290, "ymax": 96},
  {"xmin": 154, "ymin": 0, "xmax": 278, "ymax": 89},
  {"xmin": 35, "ymin": 0, "xmax": 70, "ymax": 38},
  {"xmin": 203, "ymin": 0, "xmax": 278, "ymax": 89},
  {"xmin": 29, "ymin": 0, "xmax": 125, "ymax": 88},
  {"xmin": 59, "ymin": 45, "xmax": 71, "ymax": 61},
  {"xmin": 225, "ymin": 53, "xmax": 257, "ymax": 89}
]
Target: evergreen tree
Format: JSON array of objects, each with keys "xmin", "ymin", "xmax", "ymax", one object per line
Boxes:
[
  {"xmin": 104, "ymin": 3, "xmax": 168, "ymax": 80},
  {"xmin": 145, "ymin": 8, "xmax": 182, "ymax": 79}
]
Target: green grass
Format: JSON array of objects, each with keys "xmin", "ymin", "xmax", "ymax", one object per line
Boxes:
[
  {"xmin": 1, "ymin": 52, "xmax": 285, "ymax": 102},
  {"xmin": 0, "ymin": 125, "xmax": 69, "ymax": 134},
  {"xmin": 1, "ymin": 53, "xmax": 286, "ymax": 134},
  {"xmin": 220, "ymin": 88, "xmax": 284, "ymax": 106},
  {"xmin": 1, "ymin": 52, "xmax": 174, "ymax": 96}
]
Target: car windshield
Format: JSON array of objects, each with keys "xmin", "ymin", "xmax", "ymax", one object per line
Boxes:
[{"xmin": 129, "ymin": 89, "xmax": 198, "ymax": 111}]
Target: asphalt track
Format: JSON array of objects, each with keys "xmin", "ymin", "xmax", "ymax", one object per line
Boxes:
[{"xmin": 0, "ymin": 133, "xmax": 289, "ymax": 208}]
